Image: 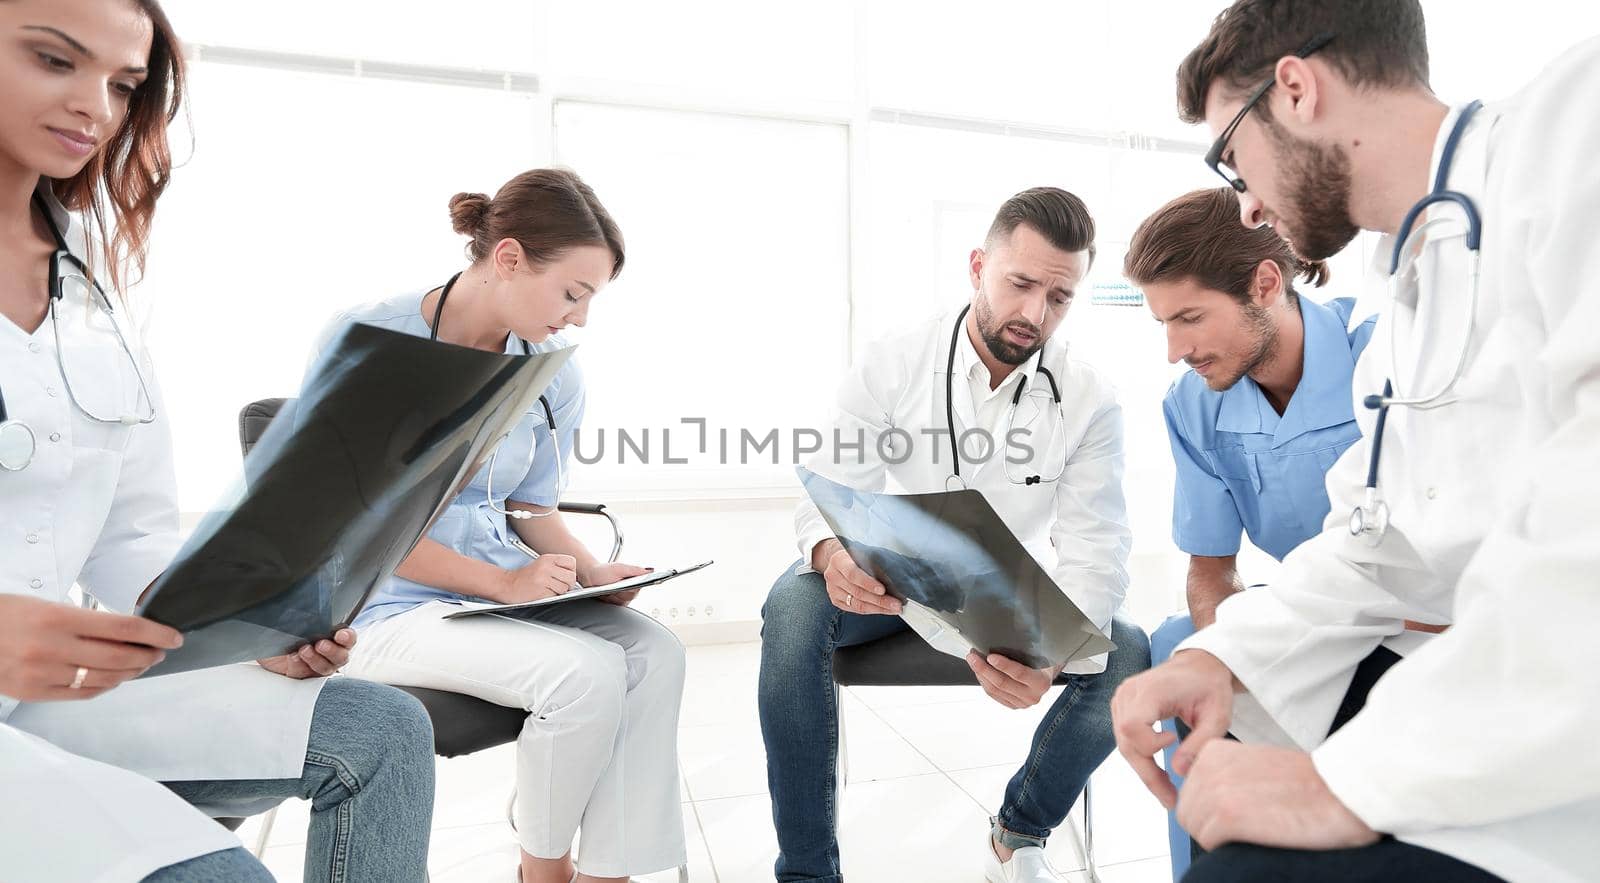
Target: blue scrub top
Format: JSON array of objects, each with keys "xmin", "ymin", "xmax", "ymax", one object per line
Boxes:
[
  {"xmin": 1164, "ymin": 296, "xmax": 1375, "ymax": 562},
  {"xmin": 306, "ymin": 292, "xmax": 586, "ymax": 629}
]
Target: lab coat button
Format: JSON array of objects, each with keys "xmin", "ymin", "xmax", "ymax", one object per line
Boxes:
[
  {"xmin": 26, "ymin": 534, "xmax": 39, "ymax": 544},
  {"xmin": 45, "ymin": 386, "xmax": 57, "ymax": 397},
  {"xmin": 29, "ymin": 579, "xmax": 42, "ymax": 589},
  {"xmin": 28, "ymin": 342, "xmax": 41, "ymax": 353},
  {"xmin": 49, "ymin": 433, "xmax": 61, "ymax": 442},
  {"xmin": 1426, "ymin": 487, "xmax": 1438, "ymax": 499}
]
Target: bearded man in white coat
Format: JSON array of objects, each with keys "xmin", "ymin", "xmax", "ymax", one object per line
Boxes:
[
  {"xmin": 1110, "ymin": 2, "xmax": 1600, "ymax": 881},
  {"xmin": 759, "ymin": 187, "xmax": 1150, "ymax": 883}
]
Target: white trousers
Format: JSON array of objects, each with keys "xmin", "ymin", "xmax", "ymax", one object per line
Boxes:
[{"xmin": 345, "ymin": 599, "xmax": 687, "ymax": 877}]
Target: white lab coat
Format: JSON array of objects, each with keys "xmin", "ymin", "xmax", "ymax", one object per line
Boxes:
[
  {"xmin": 795, "ymin": 308, "xmax": 1132, "ymax": 674},
  {"xmin": 1179, "ymin": 38, "xmax": 1600, "ymax": 882},
  {"xmin": 0, "ymin": 185, "xmax": 324, "ymax": 882}
]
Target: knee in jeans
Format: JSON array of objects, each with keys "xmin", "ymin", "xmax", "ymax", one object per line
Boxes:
[
  {"xmin": 310, "ymin": 678, "xmax": 434, "ymax": 790},
  {"xmin": 1105, "ymin": 617, "xmax": 1153, "ymax": 685},
  {"xmin": 361, "ymin": 680, "xmax": 434, "ymax": 763},
  {"xmin": 759, "ymin": 562, "xmax": 832, "ymax": 652},
  {"xmin": 389, "ymin": 686, "xmax": 435, "ymax": 758}
]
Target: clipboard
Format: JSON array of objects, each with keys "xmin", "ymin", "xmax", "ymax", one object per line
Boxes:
[
  {"xmin": 441, "ymin": 560, "xmax": 714, "ymax": 620},
  {"xmin": 798, "ymin": 467, "xmax": 1113, "ymax": 669}
]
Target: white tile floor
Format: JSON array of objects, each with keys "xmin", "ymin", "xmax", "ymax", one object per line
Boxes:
[{"xmin": 237, "ymin": 641, "xmax": 1173, "ymax": 883}]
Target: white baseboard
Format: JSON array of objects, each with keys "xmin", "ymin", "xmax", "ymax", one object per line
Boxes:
[{"xmin": 662, "ymin": 617, "xmax": 761, "ymax": 646}]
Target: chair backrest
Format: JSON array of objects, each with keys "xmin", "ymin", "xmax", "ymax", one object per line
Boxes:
[{"xmin": 238, "ymin": 397, "xmax": 295, "ymax": 457}]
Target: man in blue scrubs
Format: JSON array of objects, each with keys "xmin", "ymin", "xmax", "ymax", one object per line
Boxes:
[
  {"xmin": 1130, "ymin": 187, "xmax": 1375, "ymax": 633},
  {"xmin": 1122, "ymin": 187, "xmax": 1375, "ymax": 872}
]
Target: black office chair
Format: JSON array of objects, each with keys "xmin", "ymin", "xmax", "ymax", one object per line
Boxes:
[
  {"xmin": 832, "ymin": 617, "xmax": 1149, "ymax": 883},
  {"xmin": 232, "ymin": 397, "xmax": 652, "ymax": 870}
]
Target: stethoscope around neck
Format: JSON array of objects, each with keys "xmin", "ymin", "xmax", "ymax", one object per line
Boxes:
[
  {"xmin": 943, "ymin": 303, "xmax": 1065, "ymax": 490},
  {"xmin": 1348, "ymin": 99, "xmax": 1485, "ymax": 545},
  {"xmin": 429, "ymin": 270, "xmax": 561, "ymax": 522},
  {"xmin": 0, "ymin": 193, "xmax": 157, "ymax": 472}
]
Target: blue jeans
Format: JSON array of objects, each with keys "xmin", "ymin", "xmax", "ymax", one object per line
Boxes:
[
  {"xmin": 1151, "ymin": 613, "xmax": 1199, "ymax": 879},
  {"xmin": 141, "ymin": 848, "xmax": 274, "ymax": 882},
  {"xmin": 758, "ymin": 562, "xmax": 1151, "ymax": 882},
  {"xmin": 163, "ymin": 677, "xmax": 436, "ymax": 883}
]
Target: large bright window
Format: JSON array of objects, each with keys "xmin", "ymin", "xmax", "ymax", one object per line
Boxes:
[
  {"xmin": 138, "ymin": 62, "xmax": 542, "ymax": 511},
  {"xmin": 552, "ymin": 101, "xmax": 851, "ymax": 497},
  {"xmin": 547, "ymin": 0, "xmax": 854, "ymax": 108},
  {"xmin": 158, "ymin": 0, "xmax": 542, "ymax": 70}
]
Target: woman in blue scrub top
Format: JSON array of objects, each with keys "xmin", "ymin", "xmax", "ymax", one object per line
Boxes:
[{"xmin": 311, "ymin": 169, "xmax": 686, "ymax": 883}]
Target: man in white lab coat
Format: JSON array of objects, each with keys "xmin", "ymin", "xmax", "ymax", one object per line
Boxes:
[
  {"xmin": 1110, "ymin": 1, "xmax": 1600, "ymax": 880},
  {"xmin": 760, "ymin": 187, "xmax": 1150, "ymax": 883}
]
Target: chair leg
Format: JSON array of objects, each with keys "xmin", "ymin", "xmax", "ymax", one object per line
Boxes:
[
  {"xmin": 1057, "ymin": 782, "xmax": 1101, "ymax": 883},
  {"xmin": 1081, "ymin": 782, "xmax": 1101, "ymax": 883},
  {"xmin": 836, "ymin": 684, "xmax": 850, "ymax": 791},
  {"xmin": 252, "ymin": 806, "xmax": 279, "ymax": 858}
]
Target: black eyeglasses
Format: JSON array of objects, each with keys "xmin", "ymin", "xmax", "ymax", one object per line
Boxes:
[{"xmin": 1205, "ymin": 32, "xmax": 1336, "ymax": 193}]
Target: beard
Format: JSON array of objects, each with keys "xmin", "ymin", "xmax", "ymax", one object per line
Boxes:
[
  {"xmin": 1268, "ymin": 123, "xmax": 1361, "ymax": 262},
  {"xmin": 974, "ymin": 291, "xmax": 1044, "ymax": 366},
  {"xmin": 1204, "ymin": 302, "xmax": 1278, "ymax": 391}
]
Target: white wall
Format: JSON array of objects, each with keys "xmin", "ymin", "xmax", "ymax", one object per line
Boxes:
[{"xmin": 147, "ymin": 1, "xmax": 1599, "ymax": 639}]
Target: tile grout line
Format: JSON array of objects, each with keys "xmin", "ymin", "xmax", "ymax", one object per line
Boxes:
[
  {"xmin": 677, "ymin": 761, "xmax": 724, "ymax": 883},
  {"xmin": 841, "ymin": 686, "xmax": 997, "ymax": 819},
  {"xmin": 684, "ymin": 792, "xmax": 722, "ymax": 883}
]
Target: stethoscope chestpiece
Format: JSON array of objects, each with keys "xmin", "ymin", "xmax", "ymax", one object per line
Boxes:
[
  {"xmin": 1348, "ymin": 495, "xmax": 1390, "ymax": 547},
  {"xmin": 0, "ymin": 420, "xmax": 37, "ymax": 472}
]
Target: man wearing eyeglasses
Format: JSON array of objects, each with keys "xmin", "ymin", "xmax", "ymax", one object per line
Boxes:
[{"xmin": 1109, "ymin": 1, "xmax": 1600, "ymax": 881}]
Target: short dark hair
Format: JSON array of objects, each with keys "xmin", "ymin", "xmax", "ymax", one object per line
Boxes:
[
  {"xmin": 986, "ymin": 187, "xmax": 1097, "ymax": 267},
  {"xmin": 1124, "ymin": 187, "xmax": 1328, "ymax": 306},
  {"xmin": 1177, "ymin": 0, "xmax": 1431, "ymax": 125}
]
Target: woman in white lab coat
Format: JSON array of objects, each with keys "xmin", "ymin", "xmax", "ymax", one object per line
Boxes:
[
  {"xmin": 1112, "ymin": 2, "xmax": 1600, "ymax": 880},
  {"xmin": 0, "ymin": 1, "xmax": 435, "ymax": 881}
]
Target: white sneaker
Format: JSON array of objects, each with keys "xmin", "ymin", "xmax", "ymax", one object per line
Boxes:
[{"xmin": 983, "ymin": 835, "xmax": 1065, "ymax": 883}]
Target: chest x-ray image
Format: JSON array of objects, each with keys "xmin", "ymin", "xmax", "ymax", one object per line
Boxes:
[{"xmin": 799, "ymin": 467, "xmax": 1112, "ymax": 669}]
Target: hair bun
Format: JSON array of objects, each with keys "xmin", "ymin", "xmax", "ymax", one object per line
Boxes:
[
  {"xmin": 1299, "ymin": 258, "xmax": 1331, "ymax": 288},
  {"xmin": 449, "ymin": 192, "xmax": 491, "ymax": 237}
]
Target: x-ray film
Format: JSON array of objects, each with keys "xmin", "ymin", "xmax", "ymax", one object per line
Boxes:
[
  {"xmin": 136, "ymin": 323, "xmax": 573, "ymax": 677},
  {"xmin": 798, "ymin": 467, "xmax": 1113, "ymax": 669}
]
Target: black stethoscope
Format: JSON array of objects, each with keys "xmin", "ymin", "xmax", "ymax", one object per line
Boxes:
[
  {"xmin": 0, "ymin": 194, "xmax": 157, "ymax": 472},
  {"xmin": 429, "ymin": 271, "xmax": 560, "ymax": 523},
  {"xmin": 944, "ymin": 303, "xmax": 1064, "ymax": 489},
  {"xmin": 1348, "ymin": 100, "xmax": 1485, "ymax": 545}
]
